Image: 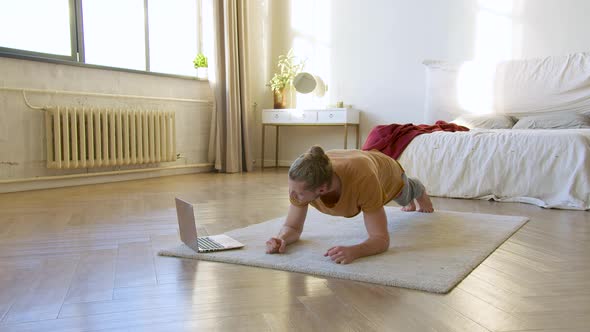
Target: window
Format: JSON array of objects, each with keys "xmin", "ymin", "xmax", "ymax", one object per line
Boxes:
[
  {"xmin": 83, "ymin": 0, "xmax": 147, "ymax": 71},
  {"xmin": 148, "ymin": 0, "xmax": 198, "ymax": 75},
  {"xmin": 0, "ymin": 0, "xmax": 206, "ymax": 77},
  {"xmin": 0, "ymin": 0, "xmax": 74, "ymax": 59}
]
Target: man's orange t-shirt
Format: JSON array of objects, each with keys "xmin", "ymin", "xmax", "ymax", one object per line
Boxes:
[{"xmin": 290, "ymin": 149, "xmax": 405, "ymax": 217}]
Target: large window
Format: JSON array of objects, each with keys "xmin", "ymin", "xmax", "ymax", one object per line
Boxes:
[
  {"xmin": 0, "ymin": 0, "xmax": 74, "ymax": 58},
  {"xmin": 0, "ymin": 0, "xmax": 206, "ymax": 77}
]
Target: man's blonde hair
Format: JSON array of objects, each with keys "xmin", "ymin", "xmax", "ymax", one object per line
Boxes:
[{"xmin": 288, "ymin": 145, "xmax": 333, "ymax": 190}]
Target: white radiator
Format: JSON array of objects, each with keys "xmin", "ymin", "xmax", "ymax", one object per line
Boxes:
[{"xmin": 45, "ymin": 107, "xmax": 176, "ymax": 169}]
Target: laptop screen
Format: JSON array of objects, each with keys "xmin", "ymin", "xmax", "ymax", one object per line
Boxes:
[{"xmin": 175, "ymin": 198, "xmax": 198, "ymax": 247}]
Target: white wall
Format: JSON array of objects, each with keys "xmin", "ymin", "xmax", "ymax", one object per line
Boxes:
[
  {"xmin": 253, "ymin": 0, "xmax": 590, "ymax": 166},
  {"xmin": 514, "ymin": 0, "xmax": 590, "ymax": 58},
  {"xmin": 0, "ymin": 57, "xmax": 213, "ymax": 192}
]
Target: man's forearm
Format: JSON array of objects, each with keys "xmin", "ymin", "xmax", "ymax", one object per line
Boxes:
[
  {"xmin": 353, "ymin": 236, "xmax": 390, "ymax": 258},
  {"xmin": 278, "ymin": 225, "xmax": 302, "ymax": 245}
]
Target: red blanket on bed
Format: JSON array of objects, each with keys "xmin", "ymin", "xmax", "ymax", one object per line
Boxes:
[{"xmin": 362, "ymin": 121, "xmax": 469, "ymax": 159}]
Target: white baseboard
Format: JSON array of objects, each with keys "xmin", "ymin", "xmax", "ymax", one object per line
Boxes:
[
  {"xmin": 258, "ymin": 159, "xmax": 294, "ymax": 168},
  {"xmin": 0, "ymin": 164, "xmax": 214, "ymax": 193}
]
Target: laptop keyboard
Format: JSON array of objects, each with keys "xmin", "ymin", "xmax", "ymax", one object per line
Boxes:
[{"xmin": 197, "ymin": 237, "xmax": 225, "ymax": 251}]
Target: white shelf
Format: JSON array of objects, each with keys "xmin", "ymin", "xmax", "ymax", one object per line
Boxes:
[
  {"xmin": 260, "ymin": 108, "xmax": 361, "ymax": 169},
  {"xmin": 262, "ymin": 108, "xmax": 360, "ymax": 124}
]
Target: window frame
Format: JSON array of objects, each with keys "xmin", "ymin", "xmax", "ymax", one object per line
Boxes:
[{"xmin": 0, "ymin": 0, "xmax": 200, "ymax": 80}]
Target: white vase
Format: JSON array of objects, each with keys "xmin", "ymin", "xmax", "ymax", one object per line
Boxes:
[{"xmin": 196, "ymin": 67, "xmax": 208, "ymax": 79}]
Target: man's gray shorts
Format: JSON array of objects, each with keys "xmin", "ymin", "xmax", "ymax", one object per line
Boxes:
[{"xmin": 393, "ymin": 173, "xmax": 425, "ymax": 206}]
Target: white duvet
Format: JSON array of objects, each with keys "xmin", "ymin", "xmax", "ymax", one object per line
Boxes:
[{"xmin": 398, "ymin": 129, "xmax": 590, "ymax": 210}]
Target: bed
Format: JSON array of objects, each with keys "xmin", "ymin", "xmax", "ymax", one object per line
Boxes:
[{"xmin": 399, "ymin": 52, "xmax": 590, "ymax": 210}]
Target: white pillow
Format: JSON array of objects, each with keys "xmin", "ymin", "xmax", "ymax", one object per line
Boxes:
[
  {"xmin": 512, "ymin": 112, "xmax": 590, "ymax": 129},
  {"xmin": 451, "ymin": 114, "xmax": 515, "ymax": 129}
]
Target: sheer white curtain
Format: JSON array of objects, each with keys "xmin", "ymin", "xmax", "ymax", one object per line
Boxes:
[{"xmin": 207, "ymin": 0, "xmax": 253, "ymax": 172}]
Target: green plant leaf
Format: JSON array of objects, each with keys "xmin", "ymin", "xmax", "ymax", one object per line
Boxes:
[
  {"xmin": 193, "ymin": 53, "xmax": 208, "ymax": 68},
  {"xmin": 266, "ymin": 48, "xmax": 305, "ymax": 92}
]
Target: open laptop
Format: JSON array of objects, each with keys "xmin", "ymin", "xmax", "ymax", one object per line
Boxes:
[{"xmin": 175, "ymin": 197, "xmax": 244, "ymax": 253}]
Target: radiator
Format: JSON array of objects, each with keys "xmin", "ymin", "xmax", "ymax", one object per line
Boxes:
[{"xmin": 45, "ymin": 107, "xmax": 176, "ymax": 169}]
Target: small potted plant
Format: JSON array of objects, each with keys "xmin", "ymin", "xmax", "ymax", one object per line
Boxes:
[
  {"xmin": 193, "ymin": 53, "xmax": 208, "ymax": 79},
  {"xmin": 267, "ymin": 49, "xmax": 304, "ymax": 109}
]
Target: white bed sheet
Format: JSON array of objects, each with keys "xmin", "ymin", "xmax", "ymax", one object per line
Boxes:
[{"xmin": 398, "ymin": 129, "xmax": 590, "ymax": 210}]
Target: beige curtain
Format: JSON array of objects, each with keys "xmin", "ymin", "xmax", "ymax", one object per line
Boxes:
[{"xmin": 207, "ymin": 0, "xmax": 253, "ymax": 173}]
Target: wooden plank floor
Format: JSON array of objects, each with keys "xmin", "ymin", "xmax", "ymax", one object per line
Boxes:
[{"xmin": 0, "ymin": 169, "xmax": 588, "ymax": 331}]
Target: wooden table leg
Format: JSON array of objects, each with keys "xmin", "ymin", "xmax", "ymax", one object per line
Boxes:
[
  {"xmin": 356, "ymin": 124, "xmax": 360, "ymax": 149},
  {"xmin": 344, "ymin": 123, "xmax": 348, "ymax": 149},
  {"xmin": 275, "ymin": 125, "xmax": 280, "ymax": 167},
  {"xmin": 261, "ymin": 124, "xmax": 265, "ymax": 171}
]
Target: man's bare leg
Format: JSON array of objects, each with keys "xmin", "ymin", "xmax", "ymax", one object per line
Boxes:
[{"xmin": 416, "ymin": 191, "xmax": 434, "ymax": 213}]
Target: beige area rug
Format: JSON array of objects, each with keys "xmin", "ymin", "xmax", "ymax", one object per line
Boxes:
[{"xmin": 158, "ymin": 207, "xmax": 528, "ymax": 293}]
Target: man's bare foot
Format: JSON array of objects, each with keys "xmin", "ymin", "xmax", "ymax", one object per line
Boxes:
[
  {"xmin": 401, "ymin": 200, "xmax": 416, "ymax": 212},
  {"xmin": 416, "ymin": 192, "xmax": 434, "ymax": 213}
]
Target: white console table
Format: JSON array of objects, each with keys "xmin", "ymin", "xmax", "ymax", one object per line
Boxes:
[{"xmin": 261, "ymin": 108, "xmax": 360, "ymax": 169}]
